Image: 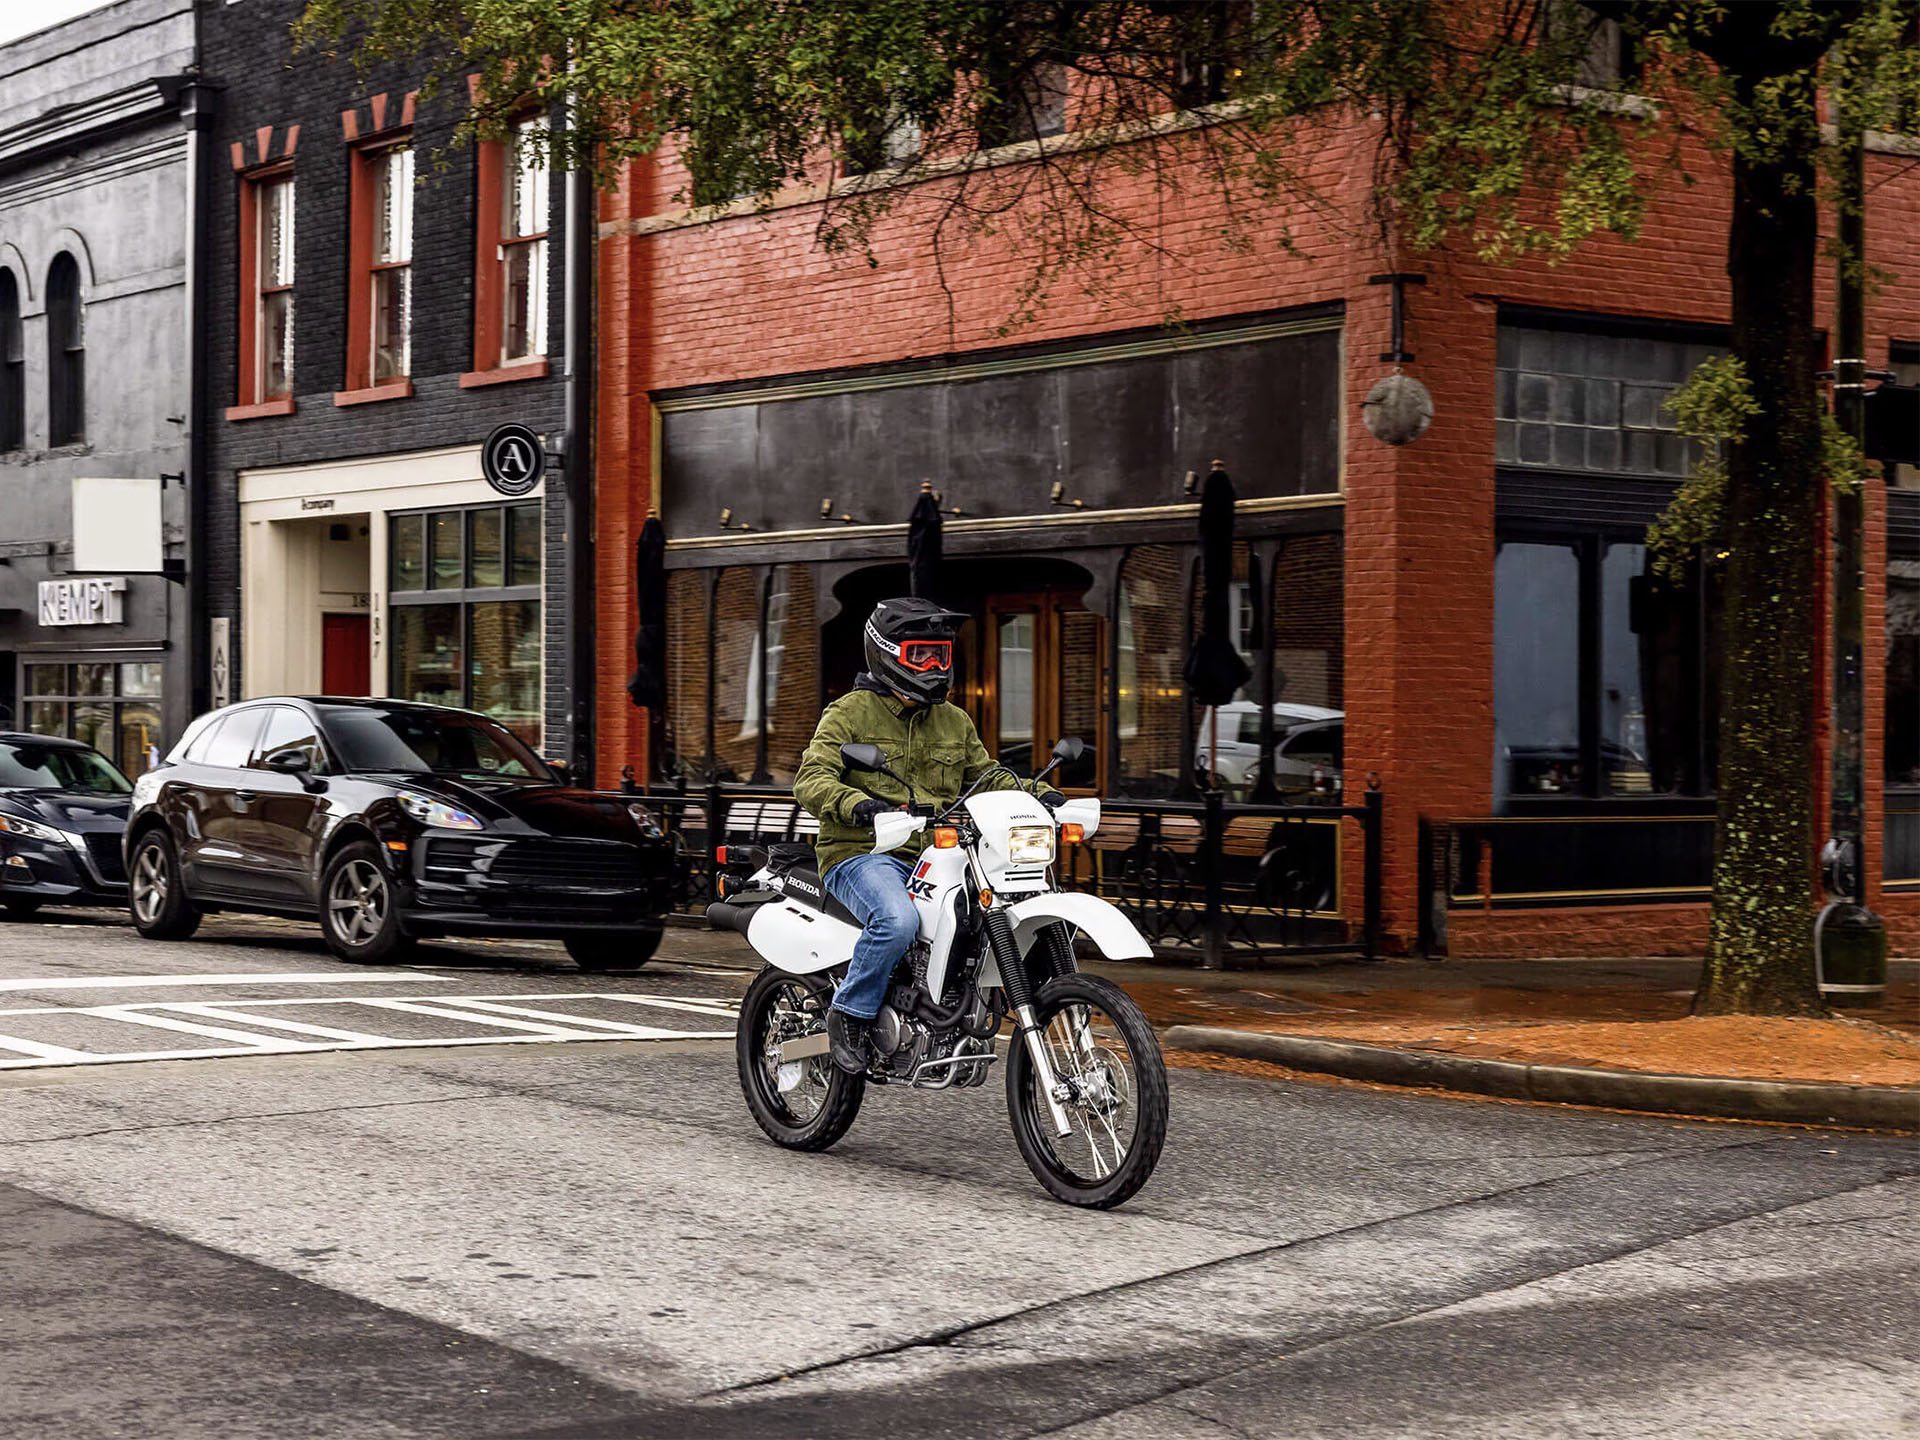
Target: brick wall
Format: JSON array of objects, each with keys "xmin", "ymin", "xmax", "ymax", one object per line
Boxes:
[
  {"xmin": 197, "ymin": 0, "xmax": 573, "ymax": 753},
  {"xmin": 592, "ymin": 106, "xmax": 1920, "ymax": 957}
]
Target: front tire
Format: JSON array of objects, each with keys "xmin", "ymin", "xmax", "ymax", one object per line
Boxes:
[
  {"xmin": 2, "ymin": 896, "xmax": 44, "ymax": 919},
  {"xmin": 737, "ymin": 968, "xmax": 863, "ymax": 1151},
  {"xmin": 318, "ymin": 841, "xmax": 413, "ymax": 964},
  {"xmin": 1005, "ymin": 974, "xmax": 1168, "ymax": 1209},
  {"xmin": 565, "ymin": 922, "xmax": 664, "ymax": 973},
  {"xmin": 128, "ymin": 830, "xmax": 201, "ymax": 940}
]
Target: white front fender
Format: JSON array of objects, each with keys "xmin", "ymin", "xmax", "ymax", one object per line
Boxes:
[{"xmin": 1006, "ymin": 891, "xmax": 1152, "ymax": 962}]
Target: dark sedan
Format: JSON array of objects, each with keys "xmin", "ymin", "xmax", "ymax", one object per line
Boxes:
[
  {"xmin": 124, "ymin": 698, "xmax": 673, "ymax": 968},
  {"xmin": 0, "ymin": 733, "xmax": 134, "ymax": 917}
]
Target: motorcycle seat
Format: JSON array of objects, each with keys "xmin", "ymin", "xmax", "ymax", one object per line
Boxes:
[{"xmin": 765, "ymin": 843, "xmax": 818, "ymax": 871}]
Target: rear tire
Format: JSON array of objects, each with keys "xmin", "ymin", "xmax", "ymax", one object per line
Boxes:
[
  {"xmin": 2, "ymin": 897, "xmax": 44, "ymax": 919},
  {"xmin": 737, "ymin": 967, "xmax": 863, "ymax": 1151},
  {"xmin": 318, "ymin": 841, "xmax": 414, "ymax": 964},
  {"xmin": 1005, "ymin": 974, "xmax": 1168, "ymax": 1209},
  {"xmin": 128, "ymin": 830, "xmax": 201, "ymax": 941},
  {"xmin": 565, "ymin": 923, "xmax": 664, "ymax": 973}
]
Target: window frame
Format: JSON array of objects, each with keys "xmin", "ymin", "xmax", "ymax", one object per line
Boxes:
[
  {"xmin": 339, "ymin": 135, "xmax": 415, "ymax": 404},
  {"xmin": 229, "ymin": 163, "xmax": 297, "ymax": 420},
  {"xmin": 45, "ymin": 252, "xmax": 84, "ymax": 447},
  {"xmin": 463, "ymin": 111, "xmax": 552, "ymax": 387},
  {"xmin": 0, "ymin": 267, "xmax": 22, "ymax": 452}
]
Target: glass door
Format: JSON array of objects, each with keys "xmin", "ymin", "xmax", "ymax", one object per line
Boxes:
[{"xmin": 978, "ymin": 593, "xmax": 1105, "ymax": 791}]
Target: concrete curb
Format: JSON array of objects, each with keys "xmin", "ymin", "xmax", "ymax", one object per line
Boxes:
[{"xmin": 1163, "ymin": 1025, "xmax": 1920, "ymax": 1131}]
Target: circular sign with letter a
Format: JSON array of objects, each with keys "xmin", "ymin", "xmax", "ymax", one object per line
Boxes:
[{"xmin": 482, "ymin": 423, "xmax": 545, "ymax": 496}]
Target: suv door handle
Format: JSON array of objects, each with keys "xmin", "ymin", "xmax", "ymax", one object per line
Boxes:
[{"xmin": 235, "ymin": 790, "xmax": 259, "ymax": 802}]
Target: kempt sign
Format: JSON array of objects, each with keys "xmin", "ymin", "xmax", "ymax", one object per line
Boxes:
[{"xmin": 39, "ymin": 577, "xmax": 128, "ymax": 626}]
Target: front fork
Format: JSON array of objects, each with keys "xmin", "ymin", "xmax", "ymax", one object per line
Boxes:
[{"xmin": 983, "ymin": 906, "xmax": 1075, "ymax": 1137}]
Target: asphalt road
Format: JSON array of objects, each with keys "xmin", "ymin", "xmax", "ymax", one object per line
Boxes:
[{"xmin": 0, "ymin": 908, "xmax": 1914, "ymax": 1439}]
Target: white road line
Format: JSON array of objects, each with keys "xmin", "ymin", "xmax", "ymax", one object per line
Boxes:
[
  {"xmin": 0, "ymin": 972, "xmax": 458, "ymax": 993},
  {"xmin": 79, "ymin": 1006, "xmax": 320, "ymax": 1051},
  {"xmin": 593, "ymin": 993, "xmax": 742, "ymax": 1018},
  {"xmin": 164, "ymin": 1004, "xmax": 393, "ymax": 1044},
  {"xmin": 347, "ymin": 997, "xmax": 608, "ymax": 1039},
  {"xmin": 427, "ymin": 998, "xmax": 702, "ymax": 1036},
  {"xmin": 0, "ymin": 1034, "xmax": 102, "ymax": 1062}
]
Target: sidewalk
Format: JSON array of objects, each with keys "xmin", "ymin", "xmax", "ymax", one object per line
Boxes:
[{"xmin": 1099, "ymin": 954, "xmax": 1919, "ymax": 1128}]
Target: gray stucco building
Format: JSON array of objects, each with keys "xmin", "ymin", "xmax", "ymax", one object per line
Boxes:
[{"xmin": 0, "ymin": 0, "xmax": 201, "ymax": 775}]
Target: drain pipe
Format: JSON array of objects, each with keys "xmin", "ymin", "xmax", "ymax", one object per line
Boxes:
[{"xmin": 561, "ymin": 89, "xmax": 595, "ymax": 782}]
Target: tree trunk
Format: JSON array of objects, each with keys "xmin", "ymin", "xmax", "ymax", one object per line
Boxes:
[{"xmin": 1694, "ymin": 78, "xmax": 1827, "ymax": 1017}]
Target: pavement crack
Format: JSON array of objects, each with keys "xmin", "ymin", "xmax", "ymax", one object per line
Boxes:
[{"xmin": 705, "ymin": 1134, "xmax": 1791, "ymax": 1402}]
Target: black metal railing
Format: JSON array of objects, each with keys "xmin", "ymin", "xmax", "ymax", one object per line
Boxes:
[{"xmin": 628, "ymin": 778, "xmax": 1383, "ymax": 965}]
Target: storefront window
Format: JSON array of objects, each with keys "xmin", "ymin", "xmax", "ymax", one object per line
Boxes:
[
  {"xmin": 389, "ymin": 502, "xmax": 541, "ymax": 747},
  {"xmin": 1495, "ymin": 535, "xmax": 1717, "ymax": 803},
  {"xmin": 712, "ymin": 568, "xmax": 761, "ymax": 783},
  {"xmin": 1116, "ymin": 544, "xmax": 1188, "ymax": 799},
  {"xmin": 21, "ymin": 660, "xmax": 167, "ymax": 777},
  {"xmin": 763, "ymin": 566, "xmax": 819, "ymax": 786},
  {"xmin": 1888, "ymin": 563, "xmax": 1920, "ymax": 786},
  {"xmin": 664, "ymin": 570, "xmax": 710, "ymax": 780}
]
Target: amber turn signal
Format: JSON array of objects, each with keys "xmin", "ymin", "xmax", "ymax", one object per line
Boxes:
[
  {"xmin": 1060, "ymin": 823, "xmax": 1084, "ymax": 844},
  {"xmin": 979, "ymin": 888, "xmax": 993, "ymax": 907},
  {"xmin": 933, "ymin": 827, "xmax": 959, "ymax": 849}
]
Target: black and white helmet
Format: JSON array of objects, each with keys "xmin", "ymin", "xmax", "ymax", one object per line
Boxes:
[{"xmin": 863, "ymin": 597, "xmax": 967, "ymax": 704}]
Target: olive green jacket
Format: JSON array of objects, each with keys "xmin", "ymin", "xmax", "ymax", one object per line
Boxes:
[{"xmin": 795, "ymin": 681, "xmax": 1053, "ymax": 878}]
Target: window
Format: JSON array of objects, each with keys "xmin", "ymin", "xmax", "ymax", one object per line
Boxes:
[
  {"xmin": 502, "ymin": 118, "xmax": 548, "ymax": 363},
  {"xmin": 1493, "ymin": 537, "xmax": 1719, "ymax": 803},
  {"xmin": 1496, "ymin": 326, "xmax": 1719, "ymax": 477},
  {"xmin": 388, "ymin": 503, "xmax": 543, "ymax": 747},
  {"xmin": 342, "ymin": 143, "xmax": 412, "ymax": 397},
  {"xmin": 978, "ymin": 57, "xmax": 1068, "ymax": 148},
  {"xmin": 1887, "ymin": 341, "xmax": 1920, "ymax": 490},
  {"xmin": 467, "ymin": 115, "xmax": 550, "ymax": 381},
  {"xmin": 201, "ymin": 707, "xmax": 267, "ymax": 769},
  {"xmin": 1887, "ymin": 561, "xmax": 1920, "ymax": 786},
  {"xmin": 232, "ymin": 170, "xmax": 296, "ymax": 416},
  {"xmin": 22, "ymin": 661, "xmax": 163, "ymax": 778},
  {"xmin": 370, "ymin": 146, "xmax": 413, "ymax": 382},
  {"xmin": 0, "ymin": 268, "xmax": 21, "ymax": 451},
  {"xmin": 46, "ymin": 253, "xmax": 83, "ymax": 446},
  {"xmin": 253, "ymin": 706, "xmax": 326, "ymax": 771}
]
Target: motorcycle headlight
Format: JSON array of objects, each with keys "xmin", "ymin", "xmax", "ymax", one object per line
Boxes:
[
  {"xmin": 1006, "ymin": 824, "xmax": 1055, "ymax": 864},
  {"xmin": 0, "ymin": 813, "xmax": 68, "ymax": 844},
  {"xmin": 396, "ymin": 790, "xmax": 485, "ymax": 831}
]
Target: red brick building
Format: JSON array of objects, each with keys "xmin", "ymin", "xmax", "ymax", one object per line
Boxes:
[{"xmin": 588, "ymin": 104, "xmax": 1920, "ymax": 961}]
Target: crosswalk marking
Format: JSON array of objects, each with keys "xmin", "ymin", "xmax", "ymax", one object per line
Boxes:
[
  {"xmin": 0, "ymin": 972, "xmax": 460, "ymax": 993},
  {"xmin": 0, "ymin": 991, "xmax": 738, "ymax": 1071}
]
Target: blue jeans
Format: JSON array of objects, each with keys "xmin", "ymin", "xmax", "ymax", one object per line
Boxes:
[{"xmin": 823, "ymin": 852, "xmax": 917, "ymax": 1020}]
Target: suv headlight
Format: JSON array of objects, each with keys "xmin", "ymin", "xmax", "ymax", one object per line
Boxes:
[
  {"xmin": 0, "ymin": 813, "xmax": 68, "ymax": 844},
  {"xmin": 396, "ymin": 791, "xmax": 484, "ymax": 831},
  {"xmin": 1006, "ymin": 825, "xmax": 1055, "ymax": 864}
]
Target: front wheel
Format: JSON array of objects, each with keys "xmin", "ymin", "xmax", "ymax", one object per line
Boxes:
[
  {"xmin": 737, "ymin": 968, "xmax": 863, "ymax": 1151},
  {"xmin": 1005, "ymin": 974, "xmax": 1168, "ymax": 1209},
  {"xmin": 565, "ymin": 923, "xmax": 664, "ymax": 973},
  {"xmin": 318, "ymin": 841, "xmax": 414, "ymax": 964},
  {"xmin": 2, "ymin": 896, "xmax": 44, "ymax": 919}
]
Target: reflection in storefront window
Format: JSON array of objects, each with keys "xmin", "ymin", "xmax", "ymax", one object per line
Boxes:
[
  {"xmin": 763, "ymin": 566, "xmax": 818, "ymax": 786},
  {"xmin": 1495, "ymin": 542, "xmax": 1581, "ymax": 797},
  {"xmin": 664, "ymin": 570, "xmax": 710, "ymax": 780},
  {"xmin": 1888, "ymin": 563, "xmax": 1920, "ymax": 786},
  {"xmin": 712, "ymin": 569, "xmax": 760, "ymax": 782},
  {"xmin": 391, "ymin": 513, "xmax": 425, "ymax": 590},
  {"xmin": 509, "ymin": 504, "xmax": 541, "ymax": 586},
  {"xmin": 468, "ymin": 509, "xmax": 504, "ymax": 588},
  {"xmin": 1116, "ymin": 545, "xmax": 1187, "ymax": 799},
  {"xmin": 429, "ymin": 512, "xmax": 462, "ymax": 589},
  {"xmin": 391, "ymin": 605, "xmax": 464, "ymax": 708},
  {"xmin": 20, "ymin": 660, "xmax": 167, "ymax": 777},
  {"xmin": 468, "ymin": 599, "xmax": 541, "ymax": 744}
]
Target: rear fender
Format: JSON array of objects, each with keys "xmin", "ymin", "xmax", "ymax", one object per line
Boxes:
[{"xmin": 1005, "ymin": 891, "xmax": 1152, "ymax": 962}]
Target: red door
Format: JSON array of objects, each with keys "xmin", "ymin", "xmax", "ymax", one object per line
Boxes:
[{"xmin": 322, "ymin": 614, "xmax": 371, "ymax": 696}]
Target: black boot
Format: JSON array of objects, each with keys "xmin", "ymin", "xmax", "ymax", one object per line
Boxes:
[{"xmin": 826, "ymin": 1009, "xmax": 872, "ymax": 1076}]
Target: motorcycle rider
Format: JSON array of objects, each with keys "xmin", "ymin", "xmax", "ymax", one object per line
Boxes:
[{"xmin": 795, "ymin": 597, "xmax": 1063, "ymax": 1075}]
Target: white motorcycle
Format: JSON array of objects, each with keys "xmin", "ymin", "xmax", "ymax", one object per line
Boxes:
[{"xmin": 707, "ymin": 738, "xmax": 1168, "ymax": 1209}]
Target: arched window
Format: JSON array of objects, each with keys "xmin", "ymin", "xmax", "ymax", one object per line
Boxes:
[
  {"xmin": 0, "ymin": 269, "xmax": 21, "ymax": 451},
  {"xmin": 47, "ymin": 253, "xmax": 84, "ymax": 446}
]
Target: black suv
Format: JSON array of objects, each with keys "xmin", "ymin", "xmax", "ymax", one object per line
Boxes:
[
  {"xmin": 0, "ymin": 733, "xmax": 136, "ymax": 917},
  {"xmin": 124, "ymin": 698, "xmax": 674, "ymax": 968}
]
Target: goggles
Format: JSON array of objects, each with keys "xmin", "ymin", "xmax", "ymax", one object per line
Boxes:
[{"xmin": 897, "ymin": 639, "xmax": 953, "ymax": 673}]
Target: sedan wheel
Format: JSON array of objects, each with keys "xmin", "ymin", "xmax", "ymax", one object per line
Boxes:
[
  {"xmin": 127, "ymin": 831, "xmax": 201, "ymax": 941},
  {"xmin": 319, "ymin": 842, "xmax": 413, "ymax": 964}
]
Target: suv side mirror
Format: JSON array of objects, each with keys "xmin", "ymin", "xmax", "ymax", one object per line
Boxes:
[
  {"xmin": 546, "ymin": 757, "xmax": 572, "ymax": 783},
  {"xmin": 839, "ymin": 743, "xmax": 889, "ymax": 774},
  {"xmin": 265, "ymin": 750, "xmax": 311, "ymax": 775}
]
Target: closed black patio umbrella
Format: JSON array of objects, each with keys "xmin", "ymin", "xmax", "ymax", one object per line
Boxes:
[
  {"xmin": 908, "ymin": 480, "xmax": 943, "ymax": 601},
  {"xmin": 625, "ymin": 514, "xmax": 668, "ymax": 711},
  {"xmin": 1184, "ymin": 464, "xmax": 1251, "ymax": 788}
]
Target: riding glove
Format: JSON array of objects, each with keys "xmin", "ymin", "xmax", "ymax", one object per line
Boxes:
[
  {"xmin": 851, "ymin": 797, "xmax": 894, "ymax": 825},
  {"xmin": 1039, "ymin": 790, "xmax": 1068, "ymax": 810}
]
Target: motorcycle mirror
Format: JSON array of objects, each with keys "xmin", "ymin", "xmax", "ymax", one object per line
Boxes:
[
  {"xmin": 1051, "ymin": 737, "xmax": 1087, "ymax": 763},
  {"xmin": 840, "ymin": 743, "xmax": 890, "ymax": 774}
]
